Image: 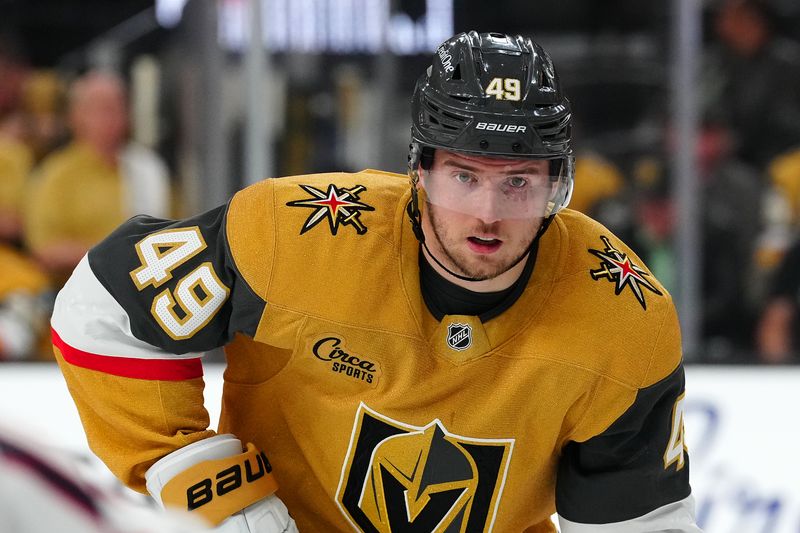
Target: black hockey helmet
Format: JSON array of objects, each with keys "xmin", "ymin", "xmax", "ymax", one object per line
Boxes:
[{"xmin": 408, "ymin": 31, "xmax": 575, "ymax": 222}]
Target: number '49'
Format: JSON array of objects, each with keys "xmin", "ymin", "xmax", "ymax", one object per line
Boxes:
[
  {"xmin": 130, "ymin": 227, "xmax": 230, "ymax": 340},
  {"xmin": 663, "ymin": 393, "xmax": 687, "ymax": 471},
  {"xmin": 485, "ymin": 77, "xmax": 521, "ymax": 101}
]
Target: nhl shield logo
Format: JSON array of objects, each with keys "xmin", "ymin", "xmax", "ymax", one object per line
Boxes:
[{"xmin": 447, "ymin": 323, "xmax": 472, "ymax": 351}]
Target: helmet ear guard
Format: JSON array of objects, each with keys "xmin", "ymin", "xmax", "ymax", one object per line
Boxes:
[
  {"xmin": 406, "ymin": 142, "xmax": 426, "ymax": 243},
  {"xmin": 407, "ymin": 142, "xmax": 435, "ymax": 174}
]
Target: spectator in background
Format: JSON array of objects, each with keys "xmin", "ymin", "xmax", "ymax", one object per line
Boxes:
[
  {"xmin": 695, "ymin": 124, "xmax": 763, "ymax": 360},
  {"xmin": 703, "ymin": 0, "xmax": 800, "ymax": 167},
  {"xmin": 0, "ymin": 32, "xmax": 28, "ymax": 125},
  {"xmin": 0, "ymin": 35, "xmax": 56, "ymax": 361},
  {"xmin": 0, "ymin": 70, "xmax": 67, "ymax": 245},
  {"xmin": 21, "ymin": 70, "xmax": 68, "ymax": 162},
  {"xmin": 568, "ymin": 152, "xmax": 625, "ymax": 218},
  {"xmin": 0, "ymin": 114, "xmax": 51, "ymax": 361},
  {"xmin": 766, "ymin": 147, "xmax": 800, "ymax": 230},
  {"xmin": 749, "ymin": 147, "xmax": 800, "ymax": 307},
  {"xmin": 625, "ymin": 124, "xmax": 764, "ymax": 361},
  {"xmin": 756, "ymin": 238, "xmax": 800, "ymax": 363},
  {"xmin": 0, "ymin": 33, "xmax": 34, "ymax": 245},
  {"xmin": 0, "ymin": 116, "xmax": 34, "ymax": 244},
  {"xmin": 25, "ymin": 70, "xmax": 170, "ymax": 285}
]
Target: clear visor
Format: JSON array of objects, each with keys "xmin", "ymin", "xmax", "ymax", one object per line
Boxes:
[{"xmin": 419, "ymin": 158, "xmax": 573, "ymax": 221}]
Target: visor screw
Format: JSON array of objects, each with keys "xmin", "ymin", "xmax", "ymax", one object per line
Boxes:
[
  {"xmin": 479, "ymin": 140, "xmax": 489, "ymax": 149},
  {"xmin": 512, "ymin": 142, "xmax": 522, "ymax": 153}
]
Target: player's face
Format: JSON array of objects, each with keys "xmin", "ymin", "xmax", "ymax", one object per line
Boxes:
[{"xmin": 419, "ymin": 150, "xmax": 552, "ymax": 281}]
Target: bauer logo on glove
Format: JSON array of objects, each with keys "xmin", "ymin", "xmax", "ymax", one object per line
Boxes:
[
  {"xmin": 146, "ymin": 435, "xmax": 285, "ymax": 527},
  {"xmin": 183, "ymin": 447, "xmax": 273, "ymax": 511}
]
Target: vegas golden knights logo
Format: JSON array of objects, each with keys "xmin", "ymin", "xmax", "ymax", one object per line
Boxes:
[{"xmin": 336, "ymin": 403, "xmax": 514, "ymax": 532}]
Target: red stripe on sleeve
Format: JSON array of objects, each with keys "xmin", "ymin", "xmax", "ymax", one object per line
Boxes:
[{"xmin": 51, "ymin": 328, "xmax": 203, "ymax": 381}]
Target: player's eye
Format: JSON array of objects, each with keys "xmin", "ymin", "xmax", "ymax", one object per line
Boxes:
[
  {"xmin": 454, "ymin": 172, "xmax": 475, "ymax": 184},
  {"xmin": 507, "ymin": 176, "xmax": 528, "ymax": 188}
]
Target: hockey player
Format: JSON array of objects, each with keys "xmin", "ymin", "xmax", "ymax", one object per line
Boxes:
[{"xmin": 51, "ymin": 32, "xmax": 702, "ymax": 532}]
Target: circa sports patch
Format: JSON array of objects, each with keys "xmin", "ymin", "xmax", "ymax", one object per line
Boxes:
[
  {"xmin": 588, "ymin": 236, "xmax": 663, "ymax": 310},
  {"xmin": 310, "ymin": 335, "xmax": 381, "ymax": 386},
  {"xmin": 336, "ymin": 403, "xmax": 513, "ymax": 533},
  {"xmin": 286, "ymin": 184, "xmax": 374, "ymax": 236}
]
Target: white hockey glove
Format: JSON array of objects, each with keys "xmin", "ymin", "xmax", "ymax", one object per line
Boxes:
[{"xmin": 146, "ymin": 434, "xmax": 298, "ymax": 532}]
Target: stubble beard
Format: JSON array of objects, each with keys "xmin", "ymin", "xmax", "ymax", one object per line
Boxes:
[{"xmin": 427, "ymin": 205, "xmax": 538, "ymax": 281}]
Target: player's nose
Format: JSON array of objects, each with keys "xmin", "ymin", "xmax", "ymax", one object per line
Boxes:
[{"xmin": 473, "ymin": 188, "xmax": 504, "ymax": 224}]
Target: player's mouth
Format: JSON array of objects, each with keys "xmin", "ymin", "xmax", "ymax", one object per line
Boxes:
[{"xmin": 467, "ymin": 236, "xmax": 503, "ymax": 254}]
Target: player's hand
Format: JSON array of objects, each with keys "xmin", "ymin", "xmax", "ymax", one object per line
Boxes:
[{"xmin": 146, "ymin": 434, "xmax": 297, "ymax": 532}]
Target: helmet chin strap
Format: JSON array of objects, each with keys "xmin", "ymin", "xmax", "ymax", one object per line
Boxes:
[
  {"xmin": 421, "ymin": 239, "xmax": 490, "ymax": 283},
  {"xmin": 406, "ymin": 184, "xmax": 553, "ymax": 283}
]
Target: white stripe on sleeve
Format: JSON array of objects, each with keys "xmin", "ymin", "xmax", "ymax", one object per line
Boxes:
[
  {"xmin": 51, "ymin": 255, "xmax": 201, "ymax": 361},
  {"xmin": 558, "ymin": 494, "xmax": 703, "ymax": 533}
]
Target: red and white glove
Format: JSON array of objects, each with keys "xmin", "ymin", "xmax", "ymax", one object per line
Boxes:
[{"xmin": 146, "ymin": 434, "xmax": 297, "ymax": 532}]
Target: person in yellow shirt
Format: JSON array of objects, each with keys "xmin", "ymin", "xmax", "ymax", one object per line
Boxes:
[
  {"xmin": 767, "ymin": 147, "xmax": 800, "ymax": 229},
  {"xmin": 568, "ymin": 153, "xmax": 624, "ymax": 216},
  {"xmin": 25, "ymin": 70, "xmax": 169, "ymax": 284},
  {"xmin": 0, "ymin": 134, "xmax": 33, "ymax": 243}
]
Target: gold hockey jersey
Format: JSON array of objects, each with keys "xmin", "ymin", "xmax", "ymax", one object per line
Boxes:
[{"xmin": 52, "ymin": 170, "xmax": 694, "ymax": 532}]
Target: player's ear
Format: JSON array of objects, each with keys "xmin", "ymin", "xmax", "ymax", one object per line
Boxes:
[{"xmin": 418, "ymin": 166, "xmax": 428, "ymax": 187}]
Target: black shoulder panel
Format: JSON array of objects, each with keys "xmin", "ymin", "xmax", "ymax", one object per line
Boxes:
[
  {"xmin": 556, "ymin": 364, "xmax": 691, "ymax": 523},
  {"xmin": 87, "ymin": 205, "xmax": 266, "ymax": 355}
]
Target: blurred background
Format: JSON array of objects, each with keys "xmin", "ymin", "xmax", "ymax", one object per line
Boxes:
[
  {"xmin": 4, "ymin": 0, "xmax": 800, "ymax": 366},
  {"xmin": 1, "ymin": 0, "xmax": 800, "ymax": 531}
]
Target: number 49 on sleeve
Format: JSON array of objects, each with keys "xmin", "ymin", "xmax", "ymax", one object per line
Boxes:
[
  {"xmin": 663, "ymin": 393, "xmax": 687, "ymax": 471},
  {"xmin": 130, "ymin": 227, "xmax": 230, "ymax": 340}
]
